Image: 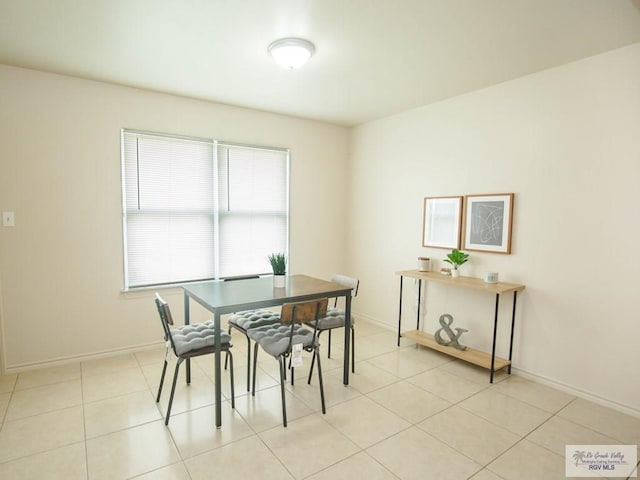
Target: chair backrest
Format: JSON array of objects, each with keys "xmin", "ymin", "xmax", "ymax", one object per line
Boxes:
[
  {"xmin": 224, "ymin": 275, "xmax": 260, "ymax": 282},
  {"xmin": 330, "ymin": 274, "xmax": 360, "ymax": 309},
  {"xmin": 280, "ymin": 298, "xmax": 328, "ymax": 325},
  {"xmin": 155, "ymin": 293, "xmax": 177, "ymax": 352},
  {"xmin": 331, "ymin": 274, "xmax": 360, "ymax": 298}
]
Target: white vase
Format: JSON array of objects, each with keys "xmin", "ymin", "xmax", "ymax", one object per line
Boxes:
[
  {"xmin": 451, "ymin": 269, "xmax": 460, "ymax": 278},
  {"xmin": 273, "ymin": 274, "xmax": 286, "ymax": 288}
]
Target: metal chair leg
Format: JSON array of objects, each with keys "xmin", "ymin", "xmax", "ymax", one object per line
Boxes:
[
  {"xmin": 307, "ymin": 349, "xmax": 316, "ymax": 385},
  {"xmin": 315, "ymin": 347, "xmax": 326, "ymax": 414},
  {"xmin": 251, "ymin": 342, "xmax": 259, "ymax": 396},
  {"xmin": 327, "ymin": 329, "xmax": 332, "ymax": 358},
  {"xmin": 226, "ymin": 327, "xmax": 252, "ymax": 392},
  {"xmin": 166, "ymin": 358, "xmax": 184, "ymax": 425},
  {"xmin": 156, "ymin": 350, "xmax": 169, "ymax": 403},
  {"xmin": 307, "ymin": 329, "xmax": 324, "ymax": 384},
  {"xmin": 245, "ymin": 334, "xmax": 251, "ymax": 391},
  {"xmin": 224, "ymin": 326, "xmax": 231, "ymax": 370},
  {"xmin": 278, "ymin": 356, "xmax": 288, "ymax": 427},
  {"xmin": 227, "ymin": 350, "xmax": 235, "ymax": 409}
]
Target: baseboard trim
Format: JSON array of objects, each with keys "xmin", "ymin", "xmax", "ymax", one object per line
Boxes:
[
  {"xmin": 3, "ymin": 341, "xmax": 164, "ymax": 374},
  {"xmin": 511, "ymin": 367, "xmax": 640, "ymax": 419},
  {"xmin": 354, "ymin": 312, "xmax": 395, "ymax": 331}
]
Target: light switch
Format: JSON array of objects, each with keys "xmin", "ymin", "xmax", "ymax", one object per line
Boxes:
[{"xmin": 2, "ymin": 211, "xmax": 15, "ymax": 227}]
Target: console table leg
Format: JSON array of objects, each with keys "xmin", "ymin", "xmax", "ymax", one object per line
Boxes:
[
  {"xmin": 507, "ymin": 291, "xmax": 518, "ymax": 374},
  {"xmin": 490, "ymin": 293, "xmax": 500, "ymax": 383},
  {"xmin": 416, "ymin": 279, "xmax": 422, "ymax": 331},
  {"xmin": 397, "ymin": 276, "xmax": 403, "ymax": 346}
]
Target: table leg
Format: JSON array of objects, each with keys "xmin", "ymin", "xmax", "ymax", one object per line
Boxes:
[
  {"xmin": 184, "ymin": 291, "xmax": 191, "ymax": 384},
  {"xmin": 416, "ymin": 279, "xmax": 422, "ymax": 331},
  {"xmin": 490, "ymin": 294, "xmax": 500, "ymax": 383},
  {"xmin": 397, "ymin": 276, "xmax": 403, "ymax": 346},
  {"xmin": 343, "ymin": 293, "xmax": 352, "ymax": 385},
  {"xmin": 507, "ymin": 291, "xmax": 518, "ymax": 374},
  {"xmin": 214, "ymin": 310, "xmax": 222, "ymax": 428}
]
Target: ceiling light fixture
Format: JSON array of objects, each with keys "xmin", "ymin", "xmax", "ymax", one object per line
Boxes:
[{"xmin": 268, "ymin": 38, "xmax": 315, "ymax": 70}]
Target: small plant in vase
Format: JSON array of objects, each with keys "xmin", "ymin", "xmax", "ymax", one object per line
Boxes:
[
  {"xmin": 444, "ymin": 249, "xmax": 469, "ymax": 278},
  {"xmin": 268, "ymin": 253, "xmax": 287, "ymax": 287}
]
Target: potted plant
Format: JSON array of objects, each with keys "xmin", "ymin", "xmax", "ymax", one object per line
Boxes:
[
  {"xmin": 268, "ymin": 253, "xmax": 287, "ymax": 287},
  {"xmin": 443, "ymin": 249, "xmax": 469, "ymax": 278}
]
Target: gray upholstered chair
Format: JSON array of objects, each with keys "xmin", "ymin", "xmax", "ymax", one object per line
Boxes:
[
  {"xmin": 226, "ymin": 309, "xmax": 281, "ymax": 390},
  {"xmin": 223, "ymin": 275, "xmax": 282, "ymax": 391},
  {"xmin": 154, "ymin": 293, "xmax": 235, "ymax": 425},
  {"xmin": 307, "ymin": 274, "xmax": 359, "ymax": 383},
  {"xmin": 248, "ymin": 298, "xmax": 328, "ymax": 427}
]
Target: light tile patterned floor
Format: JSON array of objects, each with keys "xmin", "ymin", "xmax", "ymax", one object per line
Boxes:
[{"xmin": 0, "ymin": 319, "xmax": 638, "ymax": 479}]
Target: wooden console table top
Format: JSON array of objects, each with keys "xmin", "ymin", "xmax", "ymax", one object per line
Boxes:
[{"xmin": 395, "ymin": 269, "xmax": 525, "ymax": 295}]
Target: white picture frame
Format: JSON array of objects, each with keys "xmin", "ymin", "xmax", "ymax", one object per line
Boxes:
[{"xmin": 422, "ymin": 196, "xmax": 463, "ymax": 249}]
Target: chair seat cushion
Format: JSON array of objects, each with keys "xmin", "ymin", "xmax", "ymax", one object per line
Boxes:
[
  {"xmin": 172, "ymin": 321, "xmax": 231, "ymax": 356},
  {"xmin": 308, "ymin": 308, "xmax": 354, "ymax": 330},
  {"xmin": 228, "ymin": 310, "xmax": 281, "ymax": 333},
  {"xmin": 248, "ymin": 324, "xmax": 317, "ymax": 357}
]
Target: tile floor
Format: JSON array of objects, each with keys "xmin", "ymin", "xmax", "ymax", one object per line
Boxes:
[{"xmin": 0, "ymin": 319, "xmax": 638, "ymax": 479}]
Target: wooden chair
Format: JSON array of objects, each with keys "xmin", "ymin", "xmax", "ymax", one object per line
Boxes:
[{"xmin": 248, "ymin": 298, "xmax": 328, "ymax": 427}]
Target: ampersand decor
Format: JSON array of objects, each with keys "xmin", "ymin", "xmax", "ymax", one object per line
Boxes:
[{"xmin": 434, "ymin": 313, "xmax": 468, "ymax": 351}]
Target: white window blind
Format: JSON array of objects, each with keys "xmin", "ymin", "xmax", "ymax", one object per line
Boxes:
[
  {"xmin": 122, "ymin": 130, "xmax": 289, "ymax": 289},
  {"xmin": 217, "ymin": 144, "xmax": 289, "ymax": 278}
]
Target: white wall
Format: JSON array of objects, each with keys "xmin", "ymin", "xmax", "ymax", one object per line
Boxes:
[
  {"xmin": 0, "ymin": 65, "xmax": 349, "ymax": 369},
  {"xmin": 347, "ymin": 43, "xmax": 640, "ymax": 415},
  {"xmin": 2, "ymin": 43, "xmax": 639, "ymax": 416}
]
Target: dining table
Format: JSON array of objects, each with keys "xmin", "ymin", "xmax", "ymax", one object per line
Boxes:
[{"xmin": 182, "ymin": 274, "xmax": 354, "ymax": 428}]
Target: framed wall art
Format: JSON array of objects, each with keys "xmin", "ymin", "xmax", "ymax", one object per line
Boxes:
[
  {"xmin": 422, "ymin": 196, "xmax": 463, "ymax": 249},
  {"xmin": 463, "ymin": 193, "xmax": 514, "ymax": 254}
]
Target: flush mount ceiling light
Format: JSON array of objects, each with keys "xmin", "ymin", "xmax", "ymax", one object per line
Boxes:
[{"xmin": 268, "ymin": 37, "xmax": 315, "ymax": 70}]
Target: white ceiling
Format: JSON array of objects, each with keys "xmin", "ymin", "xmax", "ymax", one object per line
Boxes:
[{"xmin": 1, "ymin": 0, "xmax": 640, "ymax": 126}]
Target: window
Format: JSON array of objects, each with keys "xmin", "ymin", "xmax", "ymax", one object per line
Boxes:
[{"xmin": 121, "ymin": 130, "xmax": 289, "ymax": 289}]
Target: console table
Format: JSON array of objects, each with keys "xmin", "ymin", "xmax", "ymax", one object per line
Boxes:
[{"xmin": 396, "ymin": 270, "xmax": 525, "ymax": 383}]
